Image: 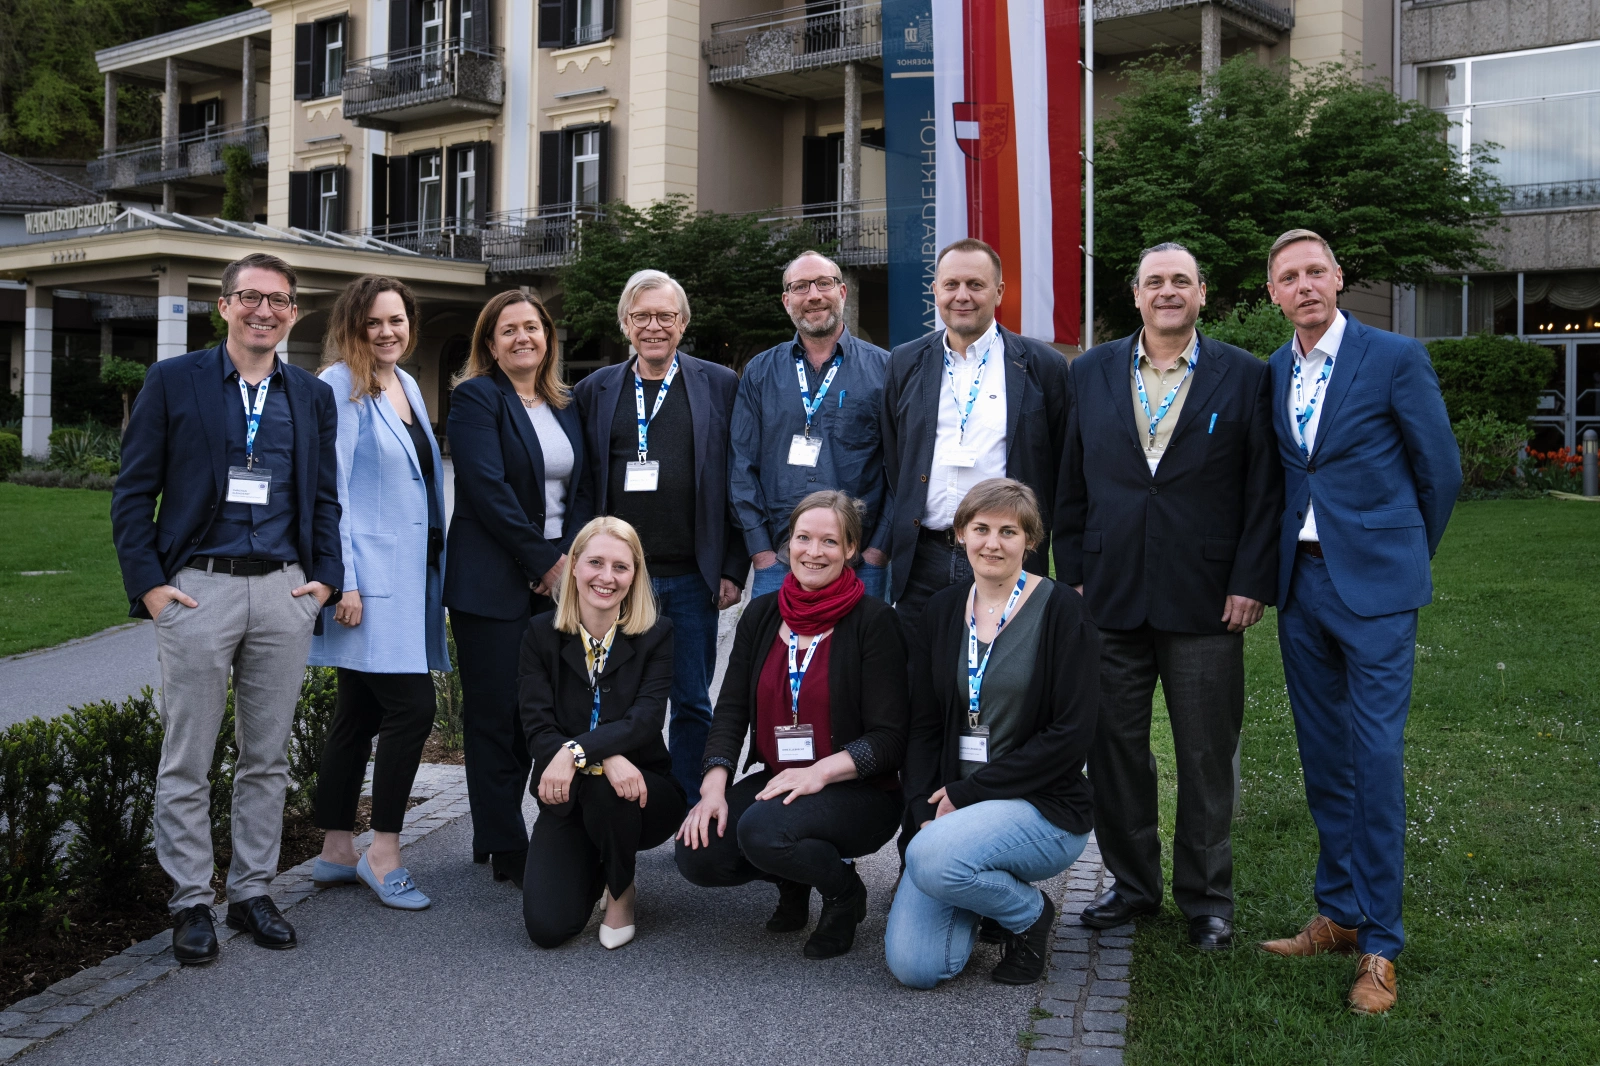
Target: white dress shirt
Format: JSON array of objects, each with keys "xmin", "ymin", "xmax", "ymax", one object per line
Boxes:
[
  {"xmin": 1289, "ymin": 310, "xmax": 1347, "ymax": 542},
  {"xmin": 922, "ymin": 321, "xmax": 1009, "ymax": 530}
]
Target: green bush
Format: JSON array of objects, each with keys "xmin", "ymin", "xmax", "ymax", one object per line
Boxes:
[
  {"xmin": 0, "ymin": 432, "xmax": 20, "ymax": 477},
  {"xmin": 6, "ymin": 468, "xmax": 117, "ymax": 490},
  {"xmin": 287, "ymin": 667, "xmax": 337, "ymax": 815},
  {"xmin": 1201, "ymin": 299, "xmax": 1294, "ymax": 361},
  {"xmin": 61, "ymin": 690, "xmax": 162, "ymax": 904},
  {"xmin": 432, "ymin": 620, "xmax": 463, "ymax": 754},
  {"xmin": 0, "ymin": 718, "xmax": 69, "ymax": 937},
  {"xmin": 1453, "ymin": 412, "xmax": 1526, "ymax": 489},
  {"xmin": 1427, "ymin": 333, "xmax": 1556, "ymax": 424},
  {"xmin": 47, "ymin": 421, "xmax": 120, "ymax": 472}
]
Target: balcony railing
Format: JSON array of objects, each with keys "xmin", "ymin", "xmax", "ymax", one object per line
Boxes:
[
  {"xmin": 86, "ymin": 120, "xmax": 268, "ymax": 192},
  {"xmin": 757, "ymin": 199, "xmax": 887, "ymax": 267},
  {"xmin": 1506, "ymin": 178, "xmax": 1600, "ymax": 212},
  {"xmin": 341, "ymin": 39, "xmax": 505, "ymax": 128},
  {"xmin": 704, "ymin": 1, "xmax": 881, "ymax": 88},
  {"xmin": 344, "ymin": 217, "xmax": 491, "ymax": 259},
  {"xmin": 482, "ymin": 204, "xmax": 605, "ymax": 274}
]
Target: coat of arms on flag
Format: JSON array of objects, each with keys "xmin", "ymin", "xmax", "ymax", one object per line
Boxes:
[{"xmin": 953, "ymin": 102, "xmax": 1010, "ymax": 161}]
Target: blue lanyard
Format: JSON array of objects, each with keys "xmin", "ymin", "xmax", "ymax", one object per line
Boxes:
[
  {"xmin": 1291, "ymin": 352, "xmax": 1335, "ymax": 459},
  {"xmin": 786, "ymin": 629, "xmax": 824, "ymax": 726},
  {"xmin": 944, "ymin": 337, "xmax": 991, "ymax": 442},
  {"xmin": 632, "ymin": 355, "xmax": 679, "ymax": 461},
  {"xmin": 1132, "ymin": 336, "xmax": 1197, "ymax": 448},
  {"xmin": 795, "ymin": 354, "xmax": 841, "ymax": 437},
  {"xmin": 584, "ymin": 626, "xmax": 617, "ymax": 730},
  {"xmin": 236, "ymin": 375, "xmax": 271, "ymax": 469},
  {"xmin": 966, "ymin": 574, "xmax": 1029, "ymax": 726}
]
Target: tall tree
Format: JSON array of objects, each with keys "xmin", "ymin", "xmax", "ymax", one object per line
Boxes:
[{"xmin": 1094, "ymin": 56, "xmax": 1507, "ymax": 336}]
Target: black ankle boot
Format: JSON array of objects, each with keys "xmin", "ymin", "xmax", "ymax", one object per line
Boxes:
[
  {"xmin": 767, "ymin": 879, "xmax": 812, "ymax": 933},
  {"xmin": 991, "ymin": 894, "xmax": 1055, "ymax": 985},
  {"xmin": 803, "ymin": 868, "xmax": 867, "ymax": 959}
]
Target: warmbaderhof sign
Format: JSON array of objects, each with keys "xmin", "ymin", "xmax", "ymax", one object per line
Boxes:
[{"xmin": 25, "ymin": 202, "xmax": 121, "ymax": 235}]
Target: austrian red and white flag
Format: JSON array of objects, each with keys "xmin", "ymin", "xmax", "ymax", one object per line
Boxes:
[{"xmin": 933, "ymin": 0, "xmax": 1081, "ymax": 345}]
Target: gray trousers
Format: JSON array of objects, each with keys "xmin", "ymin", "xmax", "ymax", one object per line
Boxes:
[
  {"xmin": 1089, "ymin": 625, "xmax": 1243, "ymax": 921},
  {"xmin": 153, "ymin": 563, "xmax": 319, "ymax": 911}
]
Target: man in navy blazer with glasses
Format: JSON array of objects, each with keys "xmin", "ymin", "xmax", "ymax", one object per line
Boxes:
[{"xmin": 1257, "ymin": 229, "xmax": 1461, "ymax": 1016}]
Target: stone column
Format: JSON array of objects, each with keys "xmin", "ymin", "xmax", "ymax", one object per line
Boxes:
[
  {"xmin": 157, "ymin": 270, "xmax": 189, "ymax": 362},
  {"xmin": 242, "ymin": 37, "xmax": 256, "ymax": 127},
  {"xmin": 103, "ymin": 73, "xmax": 118, "ymax": 155},
  {"xmin": 840, "ymin": 60, "xmax": 863, "ymax": 337},
  {"xmin": 163, "ymin": 56, "xmax": 179, "ymax": 211},
  {"xmin": 22, "ymin": 285, "xmax": 53, "ymax": 459},
  {"xmin": 1200, "ymin": 3, "xmax": 1221, "ymax": 89},
  {"xmin": 101, "ymin": 322, "xmax": 114, "ymax": 367}
]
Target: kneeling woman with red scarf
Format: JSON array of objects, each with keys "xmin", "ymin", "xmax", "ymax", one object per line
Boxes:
[{"xmin": 675, "ymin": 490, "xmax": 909, "ymax": 959}]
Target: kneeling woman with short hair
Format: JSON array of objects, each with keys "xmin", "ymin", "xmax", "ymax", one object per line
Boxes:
[
  {"xmin": 520, "ymin": 516, "xmax": 686, "ymax": 949},
  {"xmin": 886, "ymin": 478, "xmax": 1100, "ymax": 988},
  {"xmin": 675, "ymin": 490, "xmax": 908, "ymax": 960}
]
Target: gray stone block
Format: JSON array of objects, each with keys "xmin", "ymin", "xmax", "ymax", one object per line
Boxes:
[
  {"xmin": 1046, "ymin": 967, "xmax": 1088, "ymax": 987},
  {"xmin": 36, "ymin": 1003, "xmax": 94, "ymax": 1025},
  {"xmin": 1091, "ymin": 980, "xmax": 1130, "ymax": 997},
  {"xmin": 1550, "ymin": 0, "xmax": 1591, "ymax": 42},
  {"xmin": 1102, "ymin": 923, "xmax": 1134, "ymax": 936},
  {"xmin": 1024, "ymin": 1051, "xmax": 1072, "ymax": 1066},
  {"xmin": 1096, "ymin": 964, "xmax": 1129, "ymax": 980},
  {"xmin": 1033, "ymin": 1017, "xmax": 1075, "ymax": 1038},
  {"xmin": 1084, "ymin": 1032, "xmax": 1126, "ymax": 1047},
  {"xmin": 1083, "ymin": 1011, "xmax": 1127, "ymax": 1034},
  {"xmin": 1097, "ymin": 936, "xmax": 1132, "ymax": 948},
  {"xmin": 1032, "ymin": 1034, "xmax": 1073, "ymax": 1051},
  {"xmin": 125, "ymin": 933, "xmax": 170, "ymax": 956},
  {"xmin": 1038, "ymin": 997, "xmax": 1076, "ymax": 1018},
  {"xmin": 42, "ymin": 973, "xmax": 100, "ymax": 996},
  {"xmin": 1077, "ymin": 1048, "xmax": 1124, "ymax": 1066},
  {"xmin": 1098, "ymin": 948, "xmax": 1132, "ymax": 965},
  {"xmin": 89, "ymin": 954, "xmax": 138, "ymax": 977},
  {"xmin": 3, "ymin": 1023, "xmax": 62, "ymax": 1040},
  {"xmin": 0, "ymin": 1014, "xmax": 27, "ymax": 1034},
  {"xmin": 62, "ymin": 983, "xmax": 130, "ymax": 1009},
  {"xmin": 5, "ymin": 994, "xmax": 59, "ymax": 1015},
  {"xmin": 1086, "ymin": 996, "xmax": 1124, "ymax": 1013},
  {"xmin": 1055, "ymin": 924, "xmax": 1091, "ymax": 940},
  {"xmin": 125, "ymin": 959, "xmax": 178, "ymax": 983},
  {"xmin": 93, "ymin": 976, "xmax": 150, "ymax": 998},
  {"xmin": 0, "ymin": 1037, "xmax": 35, "ymax": 1059}
]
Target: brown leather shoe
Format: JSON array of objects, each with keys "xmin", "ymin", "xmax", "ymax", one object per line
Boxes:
[
  {"xmin": 1348, "ymin": 953, "xmax": 1398, "ymax": 1014},
  {"xmin": 1259, "ymin": 914, "xmax": 1358, "ymax": 957}
]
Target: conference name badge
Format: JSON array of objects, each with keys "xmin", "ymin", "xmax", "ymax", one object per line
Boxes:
[
  {"xmin": 774, "ymin": 723, "xmax": 816, "ymax": 763},
  {"xmin": 787, "ymin": 434, "xmax": 822, "ymax": 467},
  {"xmin": 226, "ymin": 466, "xmax": 272, "ymax": 505},
  {"xmin": 938, "ymin": 444, "xmax": 979, "ymax": 468},
  {"xmin": 959, "ymin": 725, "xmax": 990, "ymax": 763},
  {"xmin": 624, "ymin": 460, "xmax": 660, "ymax": 492}
]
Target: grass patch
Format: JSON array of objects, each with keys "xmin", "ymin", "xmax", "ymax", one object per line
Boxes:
[
  {"xmin": 1128, "ymin": 499, "xmax": 1598, "ymax": 1064},
  {"xmin": 0, "ymin": 483, "xmax": 129, "ymax": 657}
]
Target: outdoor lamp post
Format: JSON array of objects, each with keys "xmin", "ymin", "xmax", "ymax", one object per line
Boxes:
[{"xmin": 1583, "ymin": 428, "xmax": 1597, "ymax": 497}]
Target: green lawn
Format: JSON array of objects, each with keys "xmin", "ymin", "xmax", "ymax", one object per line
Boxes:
[
  {"xmin": 1129, "ymin": 499, "xmax": 1599, "ymax": 1064},
  {"xmin": 0, "ymin": 483, "xmax": 130, "ymax": 657}
]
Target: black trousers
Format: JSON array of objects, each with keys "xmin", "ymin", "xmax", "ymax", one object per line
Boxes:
[
  {"xmin": 452, "ymin": 604, "xmax": 546, "ymax": 856},
  {"xmin": 674, "ymin": 770, "xmax": 902, "ymax": 900},
  {"xmin": 315, "ymin": 669, "xmax": 435, "ymax": 835},
  {"xmin": 522, "ymin": 769, "xmax": 686, "ymax": 948},
  {"xmin": 1090, "ymin": 625, "xmax": 1244, "ymax": 920},
  {"xmin": 893, "ymin": 530, "xmax": 974, "ymax": 640}
]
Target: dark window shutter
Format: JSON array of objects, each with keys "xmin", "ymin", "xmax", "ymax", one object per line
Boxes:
[
  {"xmin": 802, "ymin": 135, "xmax": 834, "ymax": 206},
  {"xmin": 538, "ymin": 0, "xmax": 564, "ymax": 48},
  {"xmin": 473, "ymin": 141, "xmax": 492, "ymax": 222},
  {"xmin": 601, "ymin": 0, "xmax": 615, "ymax": 40},
  {"xmin": 371, "ymin": 154, "xmax": 389, "ymax": 230},
  {"xmin": 538, "ymin": 130, "xmax": 561, "ymax": 208},
  {"xmin": 596, "ymin": 123, "xmax": 611, "ymax": 204},
  {"xmin": 177, "ymin": 103, "xmax": 198, "ymax": 135},
  {"xmin": 449, "ymin": 0, "xmax": 460, "ymax": 39},
  {"xmin": 389, "ymin": 0, "xmax": 411, "ymax": 51},
  {"xmin": 310, "ymin": 20, "xmax": 327, "ymax": 97},
  {"xmin": 476, "ymin": 0, "xmax": 492, "ymax": 47},
  {"xmin": 331, "ymin": 166, "xmax": 348, "ymax": 232},
  {"xmin": 444, "ymin": 145, "xmax": 460, "ymax": 222},
  {"xmin": 387, "ymin": 155, "xmax": 408, "ymax": 228},
  {"xmin": 288, "ymin": 171, "xmax": 311, "ymax": 229},
  {"xmin": 294, "ymin": 23, "xmax": 314, "ymax": 99},
  {"xmin": 557, "ymin": 128, "xmax": 574, "ymax": 204}
]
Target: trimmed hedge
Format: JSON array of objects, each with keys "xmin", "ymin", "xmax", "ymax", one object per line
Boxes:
[
  {"xmin": 1426, "ymin": 333, "xmax": 1556, "ymax": 424},
  {"xmin": 0, "ymin": 433, "xmax": 20, "ymax": 477}
]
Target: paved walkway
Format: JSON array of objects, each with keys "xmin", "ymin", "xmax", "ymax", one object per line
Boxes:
[{"xmin": 0, "ymin": 622, "xmax": 160, "ymax": 729}]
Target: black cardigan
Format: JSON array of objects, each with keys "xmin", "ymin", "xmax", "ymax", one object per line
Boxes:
[
  {"xmin": 903, "ymin": 580, "xmax": 1100, "ymax": 840},
  {"xmin": 702, "ymin": 591, "xmax": 909, "ymax": 782},
  {"xmin": 518, "ymin": 613, "xmax": 678, "ymax": 807}
]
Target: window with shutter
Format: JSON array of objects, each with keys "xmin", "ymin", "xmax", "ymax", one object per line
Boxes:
[
  {"xmin": 538, "ymin": 0, "xmax": 564, "ymax": 48},
  {"xmin": 287, "ymin": 171, "xmax": 313, "ymax": 229},
  {"xmin": 372, "ymin": 154, "xmax": 389, "ymax": 229},
  {"xmin": 538, "ymin": 130, "xmax": 561, "ymax": 209},
  {"xmin": 294, "ymin": 23, "xmax": 315, "ymax": 99}
]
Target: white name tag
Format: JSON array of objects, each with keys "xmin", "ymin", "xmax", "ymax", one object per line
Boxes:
[
  {"xmin": 226, "ymin": 466, "xmax": 271, "ymax": 505},
  {"xmin": 774, "ymin": 723, "xmax": 816, "ymax": 763},
  {"xmin": 959, "ymin": 729, "xmax": 990, "ymax": 763},
  {"xmin": 624, "ymin": 460, "xmax": 660, "ymax": 492},
  {"xmin": 938, "ymin": 445, "xmax": 979, "ymax": 468},
  {"xmin": 787, "ymin": 434, "xmax": 822, "ymax": 467}
]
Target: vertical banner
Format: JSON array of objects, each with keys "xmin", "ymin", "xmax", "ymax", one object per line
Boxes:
[
  {"xmin": 883, "ymin": 0, "xmax": 938, "ymax": 347},
  {"xmin": 932, "ymin": 0, "xmax": 1080, "ymax": 345}
]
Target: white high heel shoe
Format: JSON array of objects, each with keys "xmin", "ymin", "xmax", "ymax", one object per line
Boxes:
[{"xmin": 598, "ymin": 889, "xmax": 635, "ymax": 950}]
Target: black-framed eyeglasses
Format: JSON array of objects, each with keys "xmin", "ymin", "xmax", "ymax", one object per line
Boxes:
[
  {"xmin": 784, "ymin": 276, "xmax": 841, "ymax": 296},
  {"xmin": 627, "ymin": 311, "xmax": 681, "ymax": 328},
  {"xmin": 225, "ymin": 289, "xmax": 295, "ymax": 311}
]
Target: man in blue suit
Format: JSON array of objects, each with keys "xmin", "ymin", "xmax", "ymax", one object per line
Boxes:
[
  {"xmin": 1257, "ymin": 230, "xmax": 1461, "ymax": 1015},
  {"xmin": 112, "ymin": 252, "xmax": 343, "ymax": 967}
]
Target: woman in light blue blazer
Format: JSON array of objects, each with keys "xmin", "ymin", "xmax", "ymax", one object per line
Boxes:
[{"xmin": 309, "ymin": 275, "xmax": 450, "ymax": 910}]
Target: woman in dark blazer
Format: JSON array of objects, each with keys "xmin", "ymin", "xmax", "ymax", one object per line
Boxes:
[
  {"xmin": 886, "ymin": 479, "xmax": 1100, "ymax": 989},
  {"xmin": 675, "ymin": 490, "xmax": 909, "ymax": 961},
  {"xmin": 520, "ymin": 516, "xmax": 685, "ymax": 949},
  {"xmin": 445, "ymin": 289, "xmax": 590, "ymax": 886}
]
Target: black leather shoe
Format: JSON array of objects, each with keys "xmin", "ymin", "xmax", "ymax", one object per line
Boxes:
[
  {"xmin": 491, "ymin": 849, "xmax": 527, "ymax": 889},
  {"xmin": 225, "ymin": 895, "xmax": 297, "ymax": 950},
  {"xmin": 804, "ymin": 868, "xmax": 867, "ymax": 959},
  {"xmin": 977, "ymin": 916, "xmax": 1005, "ymax": 944},
  {"xmin": 767, "ymin": 879, "xmax": 811, "ymax": 933},
  {"xmin": 172, "ymin": 903, "xmax": 218, "ymax": 965},
  {"xmin": 1079, "ymin": 889, "xmax": 1159, "ymax": 929},
  {"xmin": 1189, "ymin": 915, "xmax": 1234, "ymax": 951},
  {"xmin": 992, "ymin": 894, "xmax": 1055, "ymax": 985}
]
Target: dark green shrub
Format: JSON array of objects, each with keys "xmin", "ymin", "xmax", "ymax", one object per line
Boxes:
[
  {"xmin": 1453, "ymin": 412, "xmax": 1526, "ymax": 489},
  {"xmin": 61, "ymin": 689, "xmax": 162, "ymax": 903},
  {"xmin": 0, "ymin": 432, "xmax": 20, "ymax": 477},
  {"xmin": 288, "ymin": 667, "xmax": 338, "ymax": 814},
  {"xmin": 47, "ymin": 421, "xmax": 120, "ymax": 472},
  {"xmin": 432, "ymin": 620, "xmax": 463, "ymax": 754},
  {"xmin": 1427, "ymin": 333, "xmax": 1557, "ymax": 424},
  {"xmin": 1202, "ymin": 299, "xmax": 1294, "ymax": 361},
  {"xmin": 6, "ymin": 468, "xmax": 117, "ymax": 490},
  {"xmin": 0, "ymin": 718, "xmax": 69, "ymax": 936}
]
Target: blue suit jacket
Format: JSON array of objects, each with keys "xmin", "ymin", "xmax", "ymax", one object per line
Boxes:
[
  {"xmin": 1269, "ymin": 312, "xmax": 1462, "ymax": 617},
  {"xmin": 111, "ymin": 344, "xmax": 343, "ymax": 629},
  {"xmin": 309, "ymin": 363, "xmax": 450, "ymax": 673},
  {"xmin": 443, "ymin": 368, "xmax": 591, "ymax": 621},
  {"xmin": 573, "ymin": 352, "xmax": 747, "ymax": 597}
]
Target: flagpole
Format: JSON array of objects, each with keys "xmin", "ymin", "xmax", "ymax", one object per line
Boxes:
[{"xmin": 1083, "ymin": 0, "xmax": 1094, "ymax": 350}]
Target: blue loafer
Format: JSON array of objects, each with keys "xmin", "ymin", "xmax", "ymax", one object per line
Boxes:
[
  {"xmin": 357, "ymin": 854, "xmax": 431, "ymax": 911},
  {"xmin": 312, "ymin": 857, "xmax": 360, "ymax": 887}
]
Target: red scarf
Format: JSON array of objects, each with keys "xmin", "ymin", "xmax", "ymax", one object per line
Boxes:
[{"xmin": 777, "ymin": 566, "xmax": 864, "ymax": 635}]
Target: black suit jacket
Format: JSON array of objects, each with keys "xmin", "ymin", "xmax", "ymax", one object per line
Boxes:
[
  {"xmin": 703, "ymin": 592, "xmax": 910, "ymax": 779},
  {"xmin": 1052, "ymin": 331, "xmax": 1282, "ymax": 633},
  {"xmin": 111, "ymin": 344, "xmax": 343, "ymax": 630},
  {"xmin": 572, "ymin": 352, "xmax": 746, "ymax": 596},
  {"xmin": 443, "ymin": 368, "xmax": 591, "ymax": 620},
  {"xmin": 881, "ymin": 325, "xmax": 1069, "ymax": 601},
  {"xmin": 518, "ymin": 614, "xmax": 679, "ymax": 813}
]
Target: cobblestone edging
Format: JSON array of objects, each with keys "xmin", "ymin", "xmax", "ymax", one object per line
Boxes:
[
  {"xmin": 0, "ymin": 765, "xmax": 472, "ymax": 1062},
  {"xmin": 1026, "ymin": 834, "xmax": 1132, "ymax": 1066}
]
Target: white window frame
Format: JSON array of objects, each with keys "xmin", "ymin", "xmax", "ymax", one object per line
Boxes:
[
  {"xmin": 318, "ymin": 169, "xmax": 340, "ymax": 232},
  {"xmin": 323, "ymin": 18, "xmax": 344, "ymax": 93},
  {"xmin": 571, "ymin": 130, "xmax": 600, "ymax": 204},
  {"xmin": 419, "ymin": 152, "xmax": 443, "ymax": 235},
  {"xmin": 455, "ymin": 147, "xmax": 477, "ymax": 227}
]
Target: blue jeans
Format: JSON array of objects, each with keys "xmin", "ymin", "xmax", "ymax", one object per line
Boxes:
[
  {"xmin": 1279, "ymin": 553, "xmax": 1417, "ymax": 960},
  {"xmin": 652, "ymin": 573, "xmax": 719, "ymax": 804},
  {"xmin": 750, "ymin": 561, "xmax": 887, "ymax": 601},
  {"xmin": 885, "ymin": 799, "xmax": 1089, "ymax": 989}
]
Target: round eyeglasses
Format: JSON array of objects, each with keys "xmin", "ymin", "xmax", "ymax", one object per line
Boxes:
[{"xmin": 226, "ymin": 289, "xmax": 295, "ymax": 311}]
